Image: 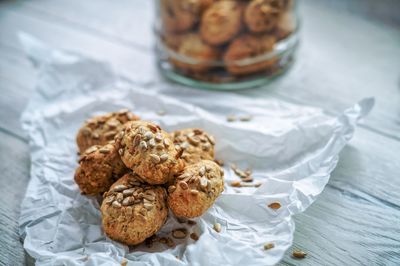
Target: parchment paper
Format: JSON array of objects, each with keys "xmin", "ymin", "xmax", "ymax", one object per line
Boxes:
[{"xmin": 18, "ymin": 34, "xmax": 374, "ymax": 266}]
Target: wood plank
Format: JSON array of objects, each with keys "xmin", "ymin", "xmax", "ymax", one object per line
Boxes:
[
  {"xmin": 4, "ymin": 0, "xmax": 400, "ymax": 141},
  {"xmin": 281, "ymin": 127, "xmax": 400, "ymax": 265},
  {"xmin": 0, "ymin": 131, "xmax": 30, "ymax": 266}
]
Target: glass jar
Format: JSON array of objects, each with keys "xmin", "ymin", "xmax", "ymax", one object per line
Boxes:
[{"xmin": 155, "ymin": 0, "xmax": 299, "ymax": 90}]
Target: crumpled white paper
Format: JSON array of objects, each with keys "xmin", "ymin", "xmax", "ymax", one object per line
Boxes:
[{"xmin": 18, "ymin": 34, "xmax": 374, "ymax": 266}]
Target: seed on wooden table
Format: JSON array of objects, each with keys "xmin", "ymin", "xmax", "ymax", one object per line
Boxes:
[
  {"xmin": 241, "ymin": 176, "xmax": 254, "ymax": 182},
  {"xmin": 160, "ymin": 154, "xmax": 169, "ymax": 162},
  {"xmin": 155, "ymin": 133, "xmax": 163, "ymax": 142},
  {"xmin": 213, "ymin": 223, "xmax": 221, "ymax": 233},
  {"xmin": 292, "ymin": 250, "xmax": 307, "ymax": 259},
  {"xmin": 226, "ymin": 115, "xmax": 236, "ymax": 122},
  {"xmin": 190, "ymin": 233, "xmax": 199, "ymax": 241},
  {"xmin": 168, "ymin": 185, "xmax": 176, "ymax": 193},
  {"xmin": 139, "ymin": 141, "xmax": 148, "ymax": 150},
  {"xmin": 264, "ymin": 243, "xmax": 274, "ymax": 250},
  {"xmin": 268, "ymin": 202, "xmax": 281, "ymax": 210},
  {"xmin": 148, "ymin": 138, "xmax": 156, "ymax": 148},
  {"xmin": 112, "ymin": 201, "xmax": 122, "ymax": 208},
  {"xmin": 179, "ymin": 181, "xmax": 189, "ymax": 190},
  {"xmin": 144, "ymin": 131, "xmax": 153, "ymax": 140},
  {"xmin": 230, "ymin": 181, "xmax": 241, "ymax": 187},
  {"xmin": 113, "ymin": 185, "xmax": 127, "ymax": 192},
  {"xmin": 172, "ymin": 228, "xmax": 188, "ymax": 239},
  {"xmin": 150, "ymin": 154, "xmax": 161, "ymax": 163}
]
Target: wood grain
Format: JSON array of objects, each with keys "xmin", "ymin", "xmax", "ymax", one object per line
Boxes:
[{"xmin": 0, "ymin": 0, "xmax": 399, "ymax": 265}]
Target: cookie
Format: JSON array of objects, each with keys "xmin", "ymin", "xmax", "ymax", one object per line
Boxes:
[
  {"xmin": 171, "ymin": 128, "xmax": 215, "ymax": 164},
  {"xmin": 76, "ymin": 109, "xmax": 140, "ymax": 154},
  {"xmin": 223, "ymin": 34, "xmax": 277, "ymax": 75},
  {"xmin": 160, "ymin": 0, "xmax": 201, "ymax": 33},
  {"xmin": 167, "ymin": 160, "xmax": 224, "ymax": 218},
  {"xmin": 200, "ymin": 1, "xmax": 243, "ymax": 45},
  {"xmin": 170, "ymin": 34, "xmax": 220, "ymax": 73},
  {"xmin": 74, "ymin": 141, "xmax": 128, "ymax": 195},
  {"xmin": 116, "ymin": 121, "xmax": 185, "ymax": 185},
  {"xmin": 101, "ymin": 173, "xmax": 168, "ymax": 245},
  {"xmin": 244, "ymin": 0, "xmax": 286, "ymax": 33}
]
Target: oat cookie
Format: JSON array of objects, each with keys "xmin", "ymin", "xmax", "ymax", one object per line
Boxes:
[
  {"xmin": 101, "ymin": 173, "xmax": 168, "ymax": 245},
  {"xmin": 116, "ymin": 121, "xmax": 185, "ymax": 185},
  {"xmin": 171, "ymin": 128, "xmax": 215, "ymax": 164},
  {"xmin": 74, "ymin": 141, "xmax": 128, "ymax": 195},
  {"xmin": 160, "ymin": 0, "xmax": 201, "ymax": 33},
  {"xmin": 244, "ymin": 0, "xmax": 286, "ymax": 33},
  {"xmin": 167, "ymin": 160, "xmax": 224, "ymax": 218},
  {"xmin": 223, "ymin": 34, "xmax": 277, "ymax": 75},
  {"xmin": 200, "ymin": 1, "xmax": 243, "ymax": 45},
  {"xmin": 76, "ymin": 109, "xmax": 140, "ymax": 154},
  {"xmin": 170, "ymin": 34, "xmax": 220, "ymax": 73}
]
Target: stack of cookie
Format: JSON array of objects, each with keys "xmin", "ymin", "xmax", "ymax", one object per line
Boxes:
[
  {"xmin": 160, "ymin": 0, "xmax": 295, "ymax": 79},
  {"xmin": 74, "ymin": 110, "xmax": 224, "ymax": 245}
]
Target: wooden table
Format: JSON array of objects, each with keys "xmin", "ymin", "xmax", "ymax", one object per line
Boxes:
[{"xmin": 1, "ymin": 0, "xmax": 399, "ymax": 265}]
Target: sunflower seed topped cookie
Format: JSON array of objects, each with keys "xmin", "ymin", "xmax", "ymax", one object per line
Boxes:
[
  {"xmin": 101, "ymin": 173, "xmax": 168, "ymax": 245},
  {"xmin": 76, "ymin": 109, "xmax": 140, "ymax": 153},
  {"xmin": 171, "ymin": 128, "xmax": 215, "ymax": 164},
  {"xmin": 116, "ymin": 121, "xmax": 185, "ymax": 185},
  {"xmin": 74, "ymin": 141, "xmax": 128, "ymax": 195},
  {"xmin": 167, "ymin": 160, "xmax": 224, "ymax": 218}
]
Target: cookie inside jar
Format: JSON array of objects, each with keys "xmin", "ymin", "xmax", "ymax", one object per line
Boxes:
[{"xmin": 156, "ymin": 0, "xmax": 299, "ymax": 89}]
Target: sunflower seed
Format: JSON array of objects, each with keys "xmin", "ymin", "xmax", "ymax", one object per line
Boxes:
[
  {"xmin": 190, "ymin": 189, "xmax": 199, "ymax": 195},
  {"xmin": 202, "ymin": 143, "xmax": 211, "ymax": 151},
  {"xmin": 104, "ymin": 131, "xmax": 116, "ymax": 140},
  {"xmin": 193, "ymin": 129, "xmax": 203, "ymax": 135},
  {"xmin": 226, "ymin": 115, "xmax": 236, "ymax": 122},
  {"xmin": 154, "ymin": 133, "xmax": 163, "ymax": 142},
  {"xmin": 104, "ymin": 196, "xmax": 114, "ymax": 204},
  {"xmin": 188, "ymin": 135, "xmax": 200, "ymax": 146},
  {"xmin": 213, "ymin": 223, "xmax": 221, "ymax": 233},
  {"xmin": 138, "ymin": 126, "xmax": 147, "ymax": 135},
  {"xmin": 155, "ymin": 144, "xmax": 164, "ymax": 150},
  {"xmin": 99, "ymin": 147, "xmax": 111, "ymax": 154},
  {"xmin": 85, "ymin": 146, "xmax": 98, "ymax": 154},
  {"xmin": 199, "ymin": 166, "xmax": 206, "ymax": 176},
  {"xmin": 168, "ymin": 185, "xmax": 176, "ymax": 193},
  {"xmin": 112, "ymin": 201, "xmax": 122, "ymax": 208},
  {"xmin": 241, "ymin": 176, "xmax": 254, "ymax": 182},
  {"xmin": 122, "ymin": 197, "xmax": 135, "ymax": 206},
  {"xmin": 150, "ymin": 154, "xmax": 160, "ymax": 164},
  {"xmin": 122, "ymin": 188, "xmax": 135, "ymax": 196},
  {"xmin": 180, "ymin": 142, "xmax": 190, "ymax": 150},
  {"xmin": 206, "ymin": 135, "xmax": 215, "ymax": 145},
  {"xmin": 292, "ymin": 250, "xmax": 307, "ymax": 259},
  {"xmin": 143, "ymin": 193, "xmax": 156, "ymax": 201},
  {"xmin": 144, "ymin": 202, "xmax": 153, "ymax": 210},
  {"xmin": 160, "ymin": 154, "xmax": 169, "ymax": 162},
  {"xmin": 133, "ymin": 134, "xmax": 141, "ymax": 147},
  {"xmin": 199, "ymin": 177, "xmax": 208, "ymax": 189},
  {"xmin": 190, "ymin": 233, "xmax": 199, "ymax": 241},
  {"xmin": 175, "ymin": 148, "xmax": 184, "ymax": 159},
  {"xmin": 263, "ymin": 243, "xmax": 275, "ymax": 250},
  {"xmin": 144, "ymin": 131, "xmax": 153, "ymax": 140},
  {"xmin": 147, "ymin": 124, "xmax": 159, "ymax": 133},
  {"xmin": 107, "ymin": 119, "xmax": 120, "ymax": 128},
  {"xmin": 139, "ymin": 141, "xmax": 148, "ymax": 151},
  {"xmin": 230, "ymin": 181, "xmax": 241, "ymax": 187},
  {"xmin": 179, "ymin": 181, "xmax": 189, "ymax": 190},
  {"xmin": 172, "ymin": 228, "xmax": 188, "ymax": 239},
  {"xmin": 116, "ymin": 193, "xmax": 124, "ymax": 202},
  {"xmin": 177, "ymin": 173, "xmax": 190, "ymax": 180},
  {"xmin": 148, "ymin": 138, "xmax": 156, "ymax": 148},
  {"xmin": 268, "ymin": 202, "xmax": 281, "ymax": 210},
  {"xmin": 163, "ymin": 138, "xmax": 171, "ymax": 147},
  {"xmin": 113, "ymin": 185, "xmax": 128, "ymax": 192}
]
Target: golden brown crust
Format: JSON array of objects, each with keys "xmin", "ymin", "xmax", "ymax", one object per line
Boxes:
[
  {"xmin": 223, "ymin": 34, "xmax": 277, "ymax": 75},
  {"xmin": 76, "ymin": 110, "xmax": 140, "ymax": 154},
  {"xmin": 171, "ymin": 128, "xmax": 215, "ymax": 164},
  {"xmin": 101, "ymin": 173, "xmax": 168, "ymax": 245},
  {"xmin": 160, "ymin": 0, "xmax": 199, "ymax": 33},
  {"xmin": 116, "ymin": 121, "xmax": 185, "ymax": 185},
  {"xmin": 200, "ymin": 1, "xmax": 243, "ymax": 45},
  {"xmin": 167, "ymin": 160, "xmax": 224, "ymax": 218},
  {"xmin": 244, "ymin": 0, "xmax": 286, "ymax": 33},
  {"xmin": 74, "ymin": 141, "xmax": 128, "ymax": 195},
  {"xmin": 170, "ymin": 34, "xmax": 221, "ymax": 73}
]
